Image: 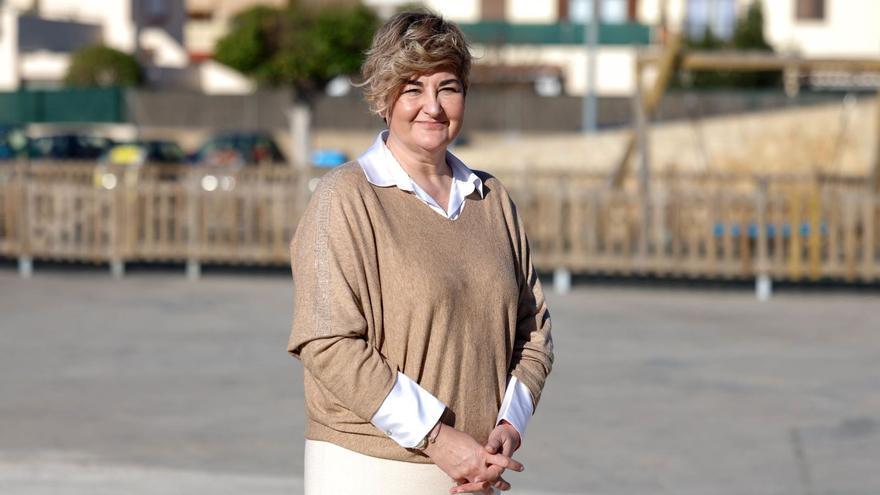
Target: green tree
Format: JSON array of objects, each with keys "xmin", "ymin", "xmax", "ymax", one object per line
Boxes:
[
  {"xmin": 729, "ymin": 1, "xmax": 780, "ymax": 87},
  {"xmin": 676, "ymin": 1, "xmax": 780, "ymax": 89},
  {"xmin": 732, "ymin": 1, "xmax": 773, "ymax": 51},
  {"xmin": 65, "ymin": 45, "xmax": 143, "ymax": 87},
  {"xmin": 214, "ymin": 2, "xmax": 379, "ymax": 99}
]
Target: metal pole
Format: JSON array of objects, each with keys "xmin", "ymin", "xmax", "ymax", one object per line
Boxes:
[
  {"xmin": 872, "ymin": 89, "xmax": 880, "ymax": 192},
  {"xmin": 582, "ymin": 0, "xmax": 600, "ymax": 133}
]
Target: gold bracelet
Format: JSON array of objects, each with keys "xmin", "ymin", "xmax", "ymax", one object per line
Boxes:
[{"xmin": 427, "ymin": 422, "xmax": 442, "ymax": 445}]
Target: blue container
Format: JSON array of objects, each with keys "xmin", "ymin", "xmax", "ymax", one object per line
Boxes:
[{"xmin": 311, "ymin": 149, "xmax": 348, "ymax": 168}]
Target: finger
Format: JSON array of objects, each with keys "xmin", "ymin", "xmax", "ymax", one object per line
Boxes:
[
  {"xmin": 485, "ymin": 437, "xmax": 502, "ymax": 455},
  {"xmin": 449, "ymin": 480, "xmax": 491, "ymax": 494},
  {"xmin": 499, "ymin": 439, "xmax": 514, "ymax": 457},
  {"xmin": 493, "ymin": 476, "xmax": 511, "ymax": 491},
  {"xmin": 485, "ymin": 453, "xmax": 524, "ymax": 472}
]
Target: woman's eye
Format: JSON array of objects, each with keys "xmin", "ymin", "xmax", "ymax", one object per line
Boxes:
[{"xmin": 403, "ymin": 88, "xmax": 420, "ymax": 94}]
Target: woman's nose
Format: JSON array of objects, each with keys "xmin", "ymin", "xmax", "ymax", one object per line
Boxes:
[{"xmin": 422, "ymin": 93, "xmax": 442, "ymax": 116}]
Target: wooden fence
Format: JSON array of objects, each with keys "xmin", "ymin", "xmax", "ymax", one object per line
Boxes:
[{"xmin": 1, "ymin": 162, "xmax": 878, "ymax": 282}]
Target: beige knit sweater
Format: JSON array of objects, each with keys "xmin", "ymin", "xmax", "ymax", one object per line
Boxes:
[{"xmin": 287, "ymin": 162, "xmax": 553, "ymax": 463}]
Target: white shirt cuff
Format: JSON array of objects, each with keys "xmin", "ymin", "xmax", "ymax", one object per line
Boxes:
[
  {"xmin": 495, "ymin": 376, "xmax": 534, "ymax": 438},
  {"xmin": 370, "ymin": 372, "xmax": 446, "ymax": 448}
]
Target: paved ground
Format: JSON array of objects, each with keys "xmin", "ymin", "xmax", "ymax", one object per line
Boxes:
[{"xmin": 0, "ymin": 267, "xmax": 878, "ymax": 495}]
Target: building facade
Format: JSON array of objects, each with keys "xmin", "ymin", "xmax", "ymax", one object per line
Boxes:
[{"xmin": 0, "ymin": 0, "xmax": 252, "ymax": 92}]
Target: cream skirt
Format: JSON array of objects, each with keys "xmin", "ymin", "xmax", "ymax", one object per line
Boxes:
[{"xmin": 304, "ymin": 439, "xmax": 455, "ymax": 495}]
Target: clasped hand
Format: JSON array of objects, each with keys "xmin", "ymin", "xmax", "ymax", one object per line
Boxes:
[{"xmin": 423, "ymin": 421, "xmax": 523, "ymax": 494}]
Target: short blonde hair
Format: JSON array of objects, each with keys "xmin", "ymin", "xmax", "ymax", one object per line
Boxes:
[{"xmin": 360, "ymin": 11, "xmax": 471, "ymax": 117}]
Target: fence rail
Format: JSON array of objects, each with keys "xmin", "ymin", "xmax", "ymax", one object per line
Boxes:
[{"xmin": 1, "ymin": 162, "xmax": 878, "ymax": 282}]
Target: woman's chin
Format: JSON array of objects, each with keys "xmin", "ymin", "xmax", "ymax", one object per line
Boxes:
[{"xmin": 413, "ymin": 136, "xmax": 452, "ymax": 154}]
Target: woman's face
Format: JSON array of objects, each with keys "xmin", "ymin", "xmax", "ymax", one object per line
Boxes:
[{"xmin": 385, "ymin": 70, "xmax": 465, "ymax": 155}]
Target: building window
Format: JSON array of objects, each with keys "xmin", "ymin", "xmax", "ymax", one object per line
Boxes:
[
  {"xmin": 685, "ymin": 0, "xmax": 737, "ymax": 40},
  {"xmin": 569, "ymin": 0, "xmax": 629, "ymax": 24},
  {"xmin": 795, "ymin": 0, "xmax": 825, "ymax": 20}
]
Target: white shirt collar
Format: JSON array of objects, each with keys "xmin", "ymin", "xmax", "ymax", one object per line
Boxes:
[{"xmin": 357, "ymin": 130, "xmax": 484, "ymax": 199}]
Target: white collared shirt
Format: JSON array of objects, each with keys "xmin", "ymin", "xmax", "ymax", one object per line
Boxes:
[
  {"xmin": 359, "ymin": 130, "xmax": 535, "ymax": 448},
  {"xmin": 358, "ymin": 130, "xmax": 483, "ymax": 220}
]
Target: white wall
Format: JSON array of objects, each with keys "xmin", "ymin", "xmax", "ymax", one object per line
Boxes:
[
  {"xmin": 761, "ymin": 0, "xmax": 880, "ymax": 57},
  {"xmin": 199, "ymin": 60, "xmax": 256, "ymax": 94},
  {"xmin": 19, "ymin": 51, "xmax": 70, "ymax": 82},
  {"xmin": 141, "ymin": 27, "xmax": 189, "ymax": 68},
  {"xmin": 361, "ymin": 0, "xmax": 480, "ymax": 22},
  {"xmin": 0, "ymin": 8, "xmax": 20, "ymax": 90},
  {"xmin": 478, "ymin": 44, "xmax": 637, "ymax": 96},
  {"xmin": 637, "ymin": 0, "xmax": 687, "ymax": 31},
  {"xmin": 425, "ymin": 0, "xmax": 480, "ymax": 22},
  {"xmin": 38, "ymin": 0, "xmax": 135, "ymax": 52},
  {"xmin": 5, "ymin": 0, "xmax": 35, "ymax": 11},
  {"xmin": 506, "ymin": 0, "xmax": 557, "ymax": 23}
]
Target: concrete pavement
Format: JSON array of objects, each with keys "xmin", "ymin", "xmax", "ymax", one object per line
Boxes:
[{"xmin": 1, "ymin": 269, "xmax": 878, "ymax": 494}]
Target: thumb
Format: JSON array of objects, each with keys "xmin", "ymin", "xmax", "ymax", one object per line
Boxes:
[{"xmin": 485, "ymin": 436, "xmax": 501, "ymax": 454}]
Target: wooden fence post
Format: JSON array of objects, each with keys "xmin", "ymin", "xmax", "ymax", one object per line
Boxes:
[
  {"xmin": 755, "ymin": 179, "xmax": 771, "ymax": 300},
  {"xmin": 16, "ymin": 162, "xmax": 33, "ymax": 278},
  {"xmin": 108, "ymin": 178, "xmax": 125, "ymax": 279},
  {"xmin": 862, "ymin": 194, "xmax": 875, "ymax": 281},
  {"xmin": 787, "ymin": 190, "xmax": 803, "ymax": 281},
  {"xmin": 807, "ymin": 187, "xmax": 822, "ymax": 280},
  {"xmin": 186, "ymin": 172, "xmax": 201, "ymax": 280}
]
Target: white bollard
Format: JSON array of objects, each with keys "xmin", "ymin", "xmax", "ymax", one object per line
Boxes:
[
  {"xmin": 186, "ymin": 259, "xmax": 201, "ymax": 281},
  {"xmin": 756, "ymin": 274, "xmax": 772, "ymax": 301},
  {"xmin": 18, "ymin": 256, "xmax": 33, "ymax": 279},
  {"xmin": 110, "ymin": 259, "xmax": 125, "ymax": 279},
  {"xmin": 553, "ymin": 268, "xmax": 571, "ymax": 295}
]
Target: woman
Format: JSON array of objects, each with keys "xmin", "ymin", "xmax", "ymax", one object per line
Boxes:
[{"xmin": 288, "ymin": 11, "xmax": 553, "ymax": 495}]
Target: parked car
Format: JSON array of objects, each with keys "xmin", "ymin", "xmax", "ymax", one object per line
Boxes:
[
  {"xmin": 190, "ymin": 131, "xmax": 286, "ymax": 166},
  {"xmin": 101, "ymin": 140, "xmax": 187, "ymax": 165},
  {"xmin": 29, "ymin": 134, "xmax": 114, "ymax": 161},
  {"xmin": 0, "ymin": 125, "xmax": 29, "ymax": 160},
  {"xmin": 94, "ymin": 140, "xmax": 189, "ymax": 189}
]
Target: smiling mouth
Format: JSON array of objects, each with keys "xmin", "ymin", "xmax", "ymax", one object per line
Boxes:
[{"xmin": 416, "ymin": 121, "xmax": 447, "ymax": 128}]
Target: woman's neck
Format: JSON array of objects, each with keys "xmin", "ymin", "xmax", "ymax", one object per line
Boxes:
[{"xmin": 385, "ymin": 133, "xmax": 451, "ymax": 182}]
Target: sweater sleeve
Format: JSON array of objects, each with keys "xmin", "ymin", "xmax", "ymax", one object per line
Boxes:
[
  {"xmin": 509, "ymin": 203, "xmax": 554, "ymax": 410},
  {"xmin": 287, "ymin": 169, "xmax": 396, "ymax": 422}
]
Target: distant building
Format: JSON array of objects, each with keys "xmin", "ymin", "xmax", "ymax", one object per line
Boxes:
[
  {"xmin": 360, "ymin": 0, "xmax": 652, "ymax": 96},
  {"xmin": 761, "ymin": 0, "xmax": 880, "ymax": 58},
  {"xmin": 0, "ymin": 0, "xmax": 254, "ymax": 93},
  {"xmin": 9, "ymin": 0, "xmax": 872, "ymax": 96}
]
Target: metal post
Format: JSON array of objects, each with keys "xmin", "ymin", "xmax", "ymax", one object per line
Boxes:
[
  {"xmin": 186, "ymin": 259, "xmax": 201, "ymax": 281},
  {"xmin": 289, "ymin": 102, "xmax": 312, "ymax": 217},
  {"xmin": 18, "ymin": 256, "xmax": 32, "ymax": 279},
  {"xmin": 186, "ymin": 172, "xmax": 201, "ymax": 281},
  {"xmin": 582, "ymin": 0, "xmax": 601, "ymax": 133},
  {"xmin": 756, "ymin": 274, "xmax": 772, "ymax": 302},
  {"xmin": 110, "ymin": 259, "xmax": 125, "ymax": 279},
  {"xmin": 633, "ymin": 66, "xmax": 651, "ymax": 260},
  {"xmin": 872, "ymin": 89, "xmax": 880, "ymax": 192},
  {"xmin": 755, "ymin": 178, "xmax": 771, "ymax": 301},
  {"xmin": 553, "ymin": 267, "xmax": 571, "ymax": 295}
]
